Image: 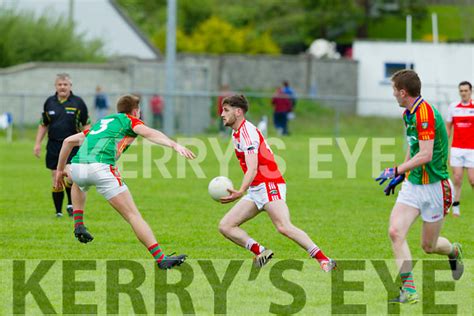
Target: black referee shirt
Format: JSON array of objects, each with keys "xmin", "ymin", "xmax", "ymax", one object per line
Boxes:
[{"xmin": 41, "ymin": 92, "xmax": 90, "ymax": 141}]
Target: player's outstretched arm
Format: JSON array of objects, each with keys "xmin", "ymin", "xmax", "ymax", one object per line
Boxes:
[
  {"xmin": 220, "ymin": 153, "xmax": 258, "ymax": 203},
  {"xmin": 33, "ymin": 124, "xmax": 48, "ymax": 158},
  {"xmin": 133, "ymin": 124, "xmax": 196, "ymax": 160},
  {"xmin": 54, "ymin": 132, "xmax": 85, "ymax": 189}
]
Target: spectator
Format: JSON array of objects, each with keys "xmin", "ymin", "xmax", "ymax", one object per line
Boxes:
[
  {"xmin": 149, "ymin": 94, "xmax": 164, "ymax": 129},
  {"xmin": 94, "ymin": 85, "xmax": 109, "ymax": 121},
  {"xmin": 271, "ymin": 87, "xmax": 292, "ymax": 135},
  {"xmin": 282, "ymin": 80, "xmax": 297, "ymax": 110}
]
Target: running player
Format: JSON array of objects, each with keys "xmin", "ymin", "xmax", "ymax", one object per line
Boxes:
[
  {"xmin": 54, "ymin": 94, "xmax": 195, "ymax": 269},
  {"xmin": 34, "ymin": 73, "xmax": 90, "ymax": 217},
  {"xmin": 376, "ymin": 70, "xmax": 464, "ymax": 304},
  {"xmin": 445, "ymin": 81, "xmax": 474, "ymax": 216},
  {"xmin": 218, "ymin": 94, "xmax": 336, "ymax": 271}
]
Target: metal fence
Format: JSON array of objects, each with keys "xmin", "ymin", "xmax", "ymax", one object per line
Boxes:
[
  {"xmin": 0, "ymin": 90, "xmax": 458, "ymax": 141},
  {"xmin": 0, "ymin": 92, "xmax": 212, "ymax": 136}
]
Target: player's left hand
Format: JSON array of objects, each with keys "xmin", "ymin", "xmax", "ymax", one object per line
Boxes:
[
  {"xmin": 220, "ymin": 188, "xmax": 243, "ymax": 204},
  {"xmin": 384, "ymin": 174, "xmax": 405, "ymax": 196},
  {"xmin": 375, "ymin": 167, "xmax": 397, "ymax": 185}
]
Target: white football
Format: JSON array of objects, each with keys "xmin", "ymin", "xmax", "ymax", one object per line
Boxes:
[{"xmin": 208, "ymin": 176, "xmax": 234, "ymax": 201}]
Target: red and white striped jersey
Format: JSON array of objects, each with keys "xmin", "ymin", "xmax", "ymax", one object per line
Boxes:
[
  {"xmin": 232, "ymin": 119, "xmax": 285, "ymax": 186},
  {"xmin": 446, "ymin": 99, "xmax": 474, "ymax": 149}
]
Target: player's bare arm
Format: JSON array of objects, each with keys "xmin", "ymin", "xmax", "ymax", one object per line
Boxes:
[
  {"xmin": 221, "ymin": 152, "xmax": 258, "ymax": 204},
  {"xmin": 33, "ymin": 124, "xmax": 48, "ymax": 158},
  {"xmin": 404, "ymin": 148, "xmax": 410, "ymax": 163},
  {"xmin": 445, "ymin": 121, "xmax": 452, "ymax": 139},
  {"xmin": 133, "ymin": 124, "xmax": 196, "ymax": 160},
  {"xmin": 54, "ymin": 132, "xmax": 86, "ymax": 189},
  {"xmin": 397, "ymin": 139, "xmax": 434, "ymax": 174}
]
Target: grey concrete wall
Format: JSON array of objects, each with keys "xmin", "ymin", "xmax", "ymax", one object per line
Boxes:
[
  {"xmin": 0, "ymin": 62, "xmax": 130, "ymax": 129},
  {"xmin": 0, "ymin": 54, "xmax": 358, "ymax": 133},
  {"xmin": 178, "ymin": 53, "xmax": 358, "ymax": 113},
  {"xmin": 0, "ymin": 60, "xmax": 211, "ymax": 134},
  {"xmin": 309, "ymin": 59, "xmax": 359, "ymax": 111}
]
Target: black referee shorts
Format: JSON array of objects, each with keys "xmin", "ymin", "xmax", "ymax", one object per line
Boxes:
[{"xmin": 46, "ymin": 140, "xmax": 79, "ymax": 170}]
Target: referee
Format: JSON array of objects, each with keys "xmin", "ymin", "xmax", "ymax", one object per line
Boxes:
[{"xmin": 34, "ymin": 73, "xmax": 90, "ymax": 217}]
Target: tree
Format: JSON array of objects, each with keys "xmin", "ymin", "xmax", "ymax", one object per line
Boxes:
[
  {"xmin": 362, "ymin": 0, "xmax": 428, "ymax": 38},
  {"xmin": 0, "ymin": 9, "xmax": 105, "ymax": 67},
  {"xmin": 117, "ymin": 0, "xmax": 430, "ymax": 55},
  {"xmin": 151, "ymin": 16, "xmax": 280, "ymax": 55}
]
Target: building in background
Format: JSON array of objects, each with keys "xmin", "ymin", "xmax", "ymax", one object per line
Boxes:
[
  {"xmin": 354, "ymin": 40, "xmax": 474, "ymax": 118},
  {"xmin": 0, "ymin": 0, "xmax": 159, "ymax": 59}
]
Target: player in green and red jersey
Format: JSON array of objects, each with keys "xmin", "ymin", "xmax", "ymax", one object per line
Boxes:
[
  {"xmin": 376, "ymin": 70, "xmax": 464, "ymax": 304},
  {"xmin": 54, "ymin": 94, "xmax": 196, "ymax": 269}
]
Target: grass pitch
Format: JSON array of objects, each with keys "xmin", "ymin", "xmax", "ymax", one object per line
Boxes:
[{"xmin": 0, "ymin": 102, "xmax": 472, "ymax": 314}]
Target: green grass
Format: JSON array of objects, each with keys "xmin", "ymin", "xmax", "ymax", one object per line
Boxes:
[{"xmin": 0, "ymin": 104, "xmax": 473, "ymax": 314}]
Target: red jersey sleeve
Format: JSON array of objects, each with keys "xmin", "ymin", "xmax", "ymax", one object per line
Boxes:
[
  {"xmin": 126, "ymin": 114, "xmax": 145, "ymax": 128},
  {"xmin": 416, "ymin": 103, "xmax": 435, "ymax": 141}
]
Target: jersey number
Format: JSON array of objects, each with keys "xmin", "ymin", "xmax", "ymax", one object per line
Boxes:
[{"xmin": 89, "ymin": 118, "xmax": 114, "ymax": 135}]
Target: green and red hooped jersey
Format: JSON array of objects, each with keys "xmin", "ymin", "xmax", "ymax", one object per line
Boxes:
[
  {"xmin": 71, "ymin": 113, "xmax": 144, "ymax": 166},
  {"xmin": 403, "ymin": 96, "xmax": 450, "ymax": 185}
]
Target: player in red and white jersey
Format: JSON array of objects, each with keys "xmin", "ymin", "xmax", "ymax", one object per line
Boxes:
[
  {"xmin": 446, "ymin": 81, "xmax": 474, "ymax": 216},
  {"xmin": 218, "ymin": 94, "xmax": 336, "ymax": 272},
  {"xmin": 232, "ymin": 118, "xmax": 285, "ymax": 186}
]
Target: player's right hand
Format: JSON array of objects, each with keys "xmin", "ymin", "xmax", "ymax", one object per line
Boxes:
[
  {"xmin": 33, "ymin": 144, "xmax": 41, "ymax": 158},
  {"xmin": 220, "ymin": 188, "xmax": 243, "ymax": 204},
  {"xmin": 53, "ymin": 171, "xmax": 65, "ymax": 190},
  {"xmin": 174, "ymin": 144, "xmax": 196, "ymax": 160},
  {"xmin": 384, "ymin": 174, "xmax": 405, "ymax": 196}
]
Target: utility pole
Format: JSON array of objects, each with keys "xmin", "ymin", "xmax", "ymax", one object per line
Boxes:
[
  {"xmin": 68, "ymin": 0, "xmax": 74, "ymax": 26},
  {"xmin": 164, "ymin": 0, "xmax": 176, "ymax": 136}
]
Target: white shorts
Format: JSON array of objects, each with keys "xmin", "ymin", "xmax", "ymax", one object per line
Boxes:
[
  {"xmin": 70, "ymin": 163, "xmax": 128, "ymax": 200},
  {"xmin": 243, "ymin": 182, "xmax": 286, "ymax": 210},
  {"xmin": 450, "ymin": 147, "xmax": 474, "ymax": 168},
  {"xmin": 396, "ymin": 179, "xmax": 453, "ymax": 222}
]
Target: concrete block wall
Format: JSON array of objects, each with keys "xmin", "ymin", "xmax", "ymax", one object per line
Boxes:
[{"xmin": 0, "ymin": 53, "xmax": 358, "ymax": 133}]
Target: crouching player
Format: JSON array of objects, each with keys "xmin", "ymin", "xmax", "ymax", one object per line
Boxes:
[{"xmin": 54, "ymin": 94, "xmax": 196, "ymax": 269}]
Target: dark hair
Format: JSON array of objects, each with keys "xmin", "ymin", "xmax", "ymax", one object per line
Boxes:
[
  {"xmin": 282, "ymin": 80, "xmax": 289, "ymax": 87},
  {"xmin": 391, "ymin": 69, "xmax": 421, "ymax": 97},
  {"xmin": 459, "ymin": 81, "xmax": 472, "ymax": 90},
  {"xmin": 222, "ymin": 94, "xmax": 249, "ymax": 113},
  {"xmin": 117, "ymin": 94, "xmax": 140, "ymax": 114}
]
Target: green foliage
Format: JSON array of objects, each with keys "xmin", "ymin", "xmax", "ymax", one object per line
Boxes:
[
  {"xmin": 301, "ymin": 0, "xmax": 364, "ymax": 39},
  {"xmin": 178, "ymin": 0, "xmax": 214, "ymax": 34},
  {"xmin": 151, "ymin": 16, "xmax": 280, "ymax": 55},
  {"xmin": 114, "ymin": 0, "xmax": 167, "ymax": 35},
  {"xmin": 117, "ymin": 0, "xmax": 472, "ymax": 55},
  {"xmin": 0, "ymin": 9, "xmax": 106, "ymax": 68}
]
